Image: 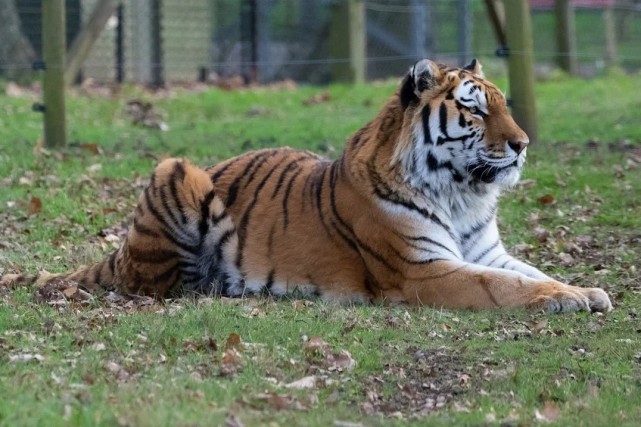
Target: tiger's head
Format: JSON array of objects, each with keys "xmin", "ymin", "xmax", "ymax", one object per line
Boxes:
[{"xmin": 394, "ymin": 59, "xmax": 529, "ymax": 191}]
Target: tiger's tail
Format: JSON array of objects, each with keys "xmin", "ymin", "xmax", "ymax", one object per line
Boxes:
[{"xmin": 1, "ymin": 158, "xmax": 243, "ymax": 298}]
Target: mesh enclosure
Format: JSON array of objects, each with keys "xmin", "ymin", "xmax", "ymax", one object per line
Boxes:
[{"xmin": 2, "ymin": 0, "xmax": 641, "ymax": 84}]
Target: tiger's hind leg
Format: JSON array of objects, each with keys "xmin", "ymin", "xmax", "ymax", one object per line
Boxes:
[
  {"xmin": 118, "ymin": 157, "xmax": 244, "ymax": 297},
  {"xmin": 24, "ymin": 158, "xmax": 244, "ymax": 298}
]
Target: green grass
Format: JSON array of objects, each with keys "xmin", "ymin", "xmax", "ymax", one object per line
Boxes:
[{"xmin": 1, "ymin": 74, "xmax": 640, "ymax": 426}]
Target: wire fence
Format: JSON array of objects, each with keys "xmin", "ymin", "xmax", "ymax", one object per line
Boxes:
[{"xmin": 1, "ymin": 0, "xmax": 640, "ymax": 85}]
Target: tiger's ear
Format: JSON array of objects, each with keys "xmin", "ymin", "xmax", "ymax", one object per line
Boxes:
[
  {"xmin": 399, "ymin": 59, "xmax": 443, "ymax": 109},
  {"xmin": 463, "ymin": 58, "xmax": 484, "ymax": 77}
]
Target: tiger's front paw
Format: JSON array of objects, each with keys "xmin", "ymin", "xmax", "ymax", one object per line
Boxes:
[
  {"xmin": 528, "ymin": 285, "xmax": 612, "ymax": 314},
  {"xmin": 580, "ymin": 287, "xmax": 613, "ymax": 313}
]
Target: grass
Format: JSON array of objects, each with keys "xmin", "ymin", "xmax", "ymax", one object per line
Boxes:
[{"xmin": 1, "ymin": 73, "xmax": 640, "ymax": 426}]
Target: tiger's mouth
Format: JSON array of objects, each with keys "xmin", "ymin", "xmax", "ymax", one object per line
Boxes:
[{"xmin": 467, "ymin": 156, "xmax": 522, "ymax": 184}]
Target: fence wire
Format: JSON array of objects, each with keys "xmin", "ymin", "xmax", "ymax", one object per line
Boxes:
[{"xmin": 1, "ymin": 0, "xmax": 640, "ymax": 84}]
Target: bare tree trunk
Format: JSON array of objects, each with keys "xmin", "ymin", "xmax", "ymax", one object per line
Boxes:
[{"xmin": 0, "ymin": 0, "xmax": 36, "ymax": 80}]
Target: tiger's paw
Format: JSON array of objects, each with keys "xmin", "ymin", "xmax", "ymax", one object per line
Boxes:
[{"xmin": 528, "ymin": 285, "xmax": 612, "ymax": 314}]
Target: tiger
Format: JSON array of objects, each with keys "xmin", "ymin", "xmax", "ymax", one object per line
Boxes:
[{"xmin": 4, "ymin": 59, "xmax": 612, "ymax": 313}]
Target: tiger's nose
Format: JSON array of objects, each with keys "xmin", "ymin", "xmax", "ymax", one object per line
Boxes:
[{"xmin": 507, "ymin": 140, "xmax": 529, "ymax": 155}]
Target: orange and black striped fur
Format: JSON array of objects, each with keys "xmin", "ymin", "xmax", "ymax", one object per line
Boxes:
[{"xmin": 16, "ymin": 59, "xmax": 612, "ymax": 312}]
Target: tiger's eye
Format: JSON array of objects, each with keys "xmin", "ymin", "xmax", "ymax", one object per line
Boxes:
[{"xmin": 469, "ymin": 106, "xmax": 478, "ymax": 114}]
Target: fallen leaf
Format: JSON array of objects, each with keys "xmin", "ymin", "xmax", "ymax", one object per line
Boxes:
[
  {"xmin": 224, "ymin": 333, "xmax": 242, "ymax": 351},
  {"xmin": 62, "ymin": 286, "xmax": 78, "ymax": 298},
  {"xmin": 28, "ymin": 196, "xmax": 42, "ymax": 215},
  {"xmin": 305, "ymin": 336, "xmax": 331, "ymax": 354},
  {"xmin": 534, "ymin": 400, "xmax": 561, "ymax": 423},
  {"xmin": 104, "ymin": 361, "xmax": 130, "ymax": 382},
  {"xmin": 86, "ymin": 163, "xmax": 102, "ymax": 173},
  {"xmin": 9, "ymin": 353, "xmax": 45, "ymax": 363},
  {"xmin": 558, "ymin": 252, "xmax": 575, "ymax": 266},
  {"xmin": 285, "ymin": 375, "xmax": 317, "ymax": 390},
  {"xmin": 528, "ymin": 319, "xmax": 548, "ymax": 334},
  {"xmin": 537, "ymin": 194, "xmax": 555, "ymax": 205},
  {"xmin": 79, "ymin": 143, "xmax": 102, "ymax": 155},
  {"xmin": 220, "ymin": 348, "xmax": 242, "ymax": 376},
  {"xmin": 303, "ymin": 91, "xmax": 331, "ymax": 106},
  {"xmin": 327, "ymin": 350, "xmax": 357, "ymax": 371}
]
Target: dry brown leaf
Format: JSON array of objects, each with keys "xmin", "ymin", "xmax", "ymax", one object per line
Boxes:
[
  {"xmin": 305, "ymin": 336, "xmax": 331, "ymax": 354},
  {"xmin": 105, "ymin": 361, "xmax": 130, "ymax": 382},
  {"xmin": 327, "ymin": 350, "xmax": 357, "ymax": 372},
  {"xmin": 28, "ymin": 196, "xmax": 42, "ymax": 215},
  {"xmin": 533, "ymin": 227, "xmax": 550, "ymax": 243},
  {"xmin": 537, "ymin": 194, "xmax": 555, "ymax": 205},
  {"xmin": 62, "ymin": 286, "xmax": 78, "ymax": 298},
  {"xmin": 79, "ymin": 143, "xmax": 102, "ymax": 155},
  {"xmin": 534, "ymin": 400, "xmax": 561, "ymax": 423},
  {"xmin": 220, "ymin": 348, "xmax": 242, "ymax": 376},
  {"xmin": 528, "ymin": 319, "xmax": 548, "ymax": 334},
  {"xmin": 224, "ymin": 333, "xmax": 242, "ymax": 351},
  {"xmin": 303, "ymin": 91, "xmax": 331, "ymax": 106}
]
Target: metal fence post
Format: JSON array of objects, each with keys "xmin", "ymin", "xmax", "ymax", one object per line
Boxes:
[
  {"xmin": 42, "ymin": 0, "xmax": 67, "ymax": 147},
  {"xmin": 150, "ymin": 0, "xmax": 164, "ymax": 87}
]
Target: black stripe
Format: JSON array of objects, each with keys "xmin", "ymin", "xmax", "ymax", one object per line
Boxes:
[
  {"xmin": 158, "ymin": 185, "xmax": 185, "ymax": 230},
  {"xmin": 329, "ymin": 220, "xmax": 358, "ymax": 252},
  {"xmin": 226, "ymin": 151, "xmax": 273, "ymax": 207},
  {"xmin": 108, "ymin": 251, "xmax": 117, "ymax": 273},
  {"xmin": 243, "ymin": 150, "xmax": 280, "ymax": 189},
  {"xmin": 143, "ymin": 186, "xmax": 199, "ymax": 253},
  {"xmin": 472, "ymin": 240, "xmax": 500, "ymax": 263},
  {"xmin": 169, "ymin": 161, "xmax": 188, "ymax": 225},
  {"xmin": 210, "ymin": 155, "xmax": 247, "ymax": 181},
  {"xmin": 211, "ymin": 210, "xmax": 228, "ymax": 225},
  {"xmin": 439, "ymin": 102, "xmax": 448, "ymax": 136},
  {"xmin": 199, "ymin": 190, "xmax": 216, "ymax": 237},
  {"xmin": 271, "ymin": 158, "xmax": 302, "ymax": 199},
  {"xmin": 265, "ymin": 270, "xmax": 275, "ymax": 291},
  {"xmin": 129, "ymin": 248, "xmax": 179, "ymax": 263},
  {"xmin": 427, "ymin": 152, "xmax": 438, "ymax": 171},
  {"xmin": 282, "ymin": 168, "xmax": 304, "ymax": 230},
  {"xmin": 328, "ymin": 162, "xmax": 398, "ymax": 273},
  {"xmin": 402, "ymin": 234, "xmax": 458, "ymax": 258},
  {"xmin": 391, "ymin": 245, "xmax": 439, "ymax": 265},
  {"xmin": 421, "ymin": 105, "xmax": 432, "ymax": 145},
  {"xmin": 315, "ymin": 164, "xmax": 328, "ymax": 223},
  {"xmin": 215, "ymin": 229, "xmax": 236, "ymax": 260},
  {"xmin": 235, "ymin": 156, "xmax": 289, "ymax": 267},
  {"xmin": 133, "ymin": 217, "xmax": 161, "ymax": 237}
]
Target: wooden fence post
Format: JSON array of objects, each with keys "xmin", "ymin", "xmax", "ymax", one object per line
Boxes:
[
  {"xmin": 503, "ymin": 0, "xmax": 538, "ymax": 143},
  {"xmin": 329, "ymin": 0, "xmax": 365, "ymax": 84},
  {"xmin": 42, "ymin": 0, "xmax": 67, "ymax": 147},
  {"xmin": 603, "ymin": 5, "xmax": 618, "ymax": 68},
  {"xmin": 555, "ymin": 0, "xmax": 578, "ymax": 74}
]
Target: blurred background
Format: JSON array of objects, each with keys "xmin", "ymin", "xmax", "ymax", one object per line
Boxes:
[{"xmin": 1, "ymin": 0, "xmax": 640, "ymax": 86}]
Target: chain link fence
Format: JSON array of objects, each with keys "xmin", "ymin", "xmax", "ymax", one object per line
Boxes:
[{"xmin": 1, "ymin": 0, "xmax": 640, "ymax": 85}]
